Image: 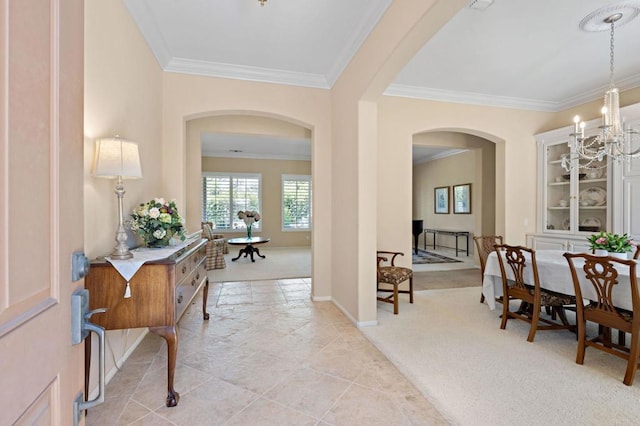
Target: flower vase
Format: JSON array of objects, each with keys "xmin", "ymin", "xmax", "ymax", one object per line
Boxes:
[
  {"xmin": 247, "ymin": 225, "xmax": 252, "ymax": 239},
  {"xmin": 594, "ymin": 249, "xmax": 608, "ymax": 256},
  {"xmin": 609, "ymin": 252, "xmax": 628, "ymax": 260}
]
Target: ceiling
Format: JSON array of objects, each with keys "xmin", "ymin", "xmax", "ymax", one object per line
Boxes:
[{"xmin": 125, "ymin": 0, "xmax": 640, "ymax": 162}]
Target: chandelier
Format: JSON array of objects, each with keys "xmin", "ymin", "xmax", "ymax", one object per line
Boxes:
[
  {"xmin": 562, "ymin": 8, "xmax": 640, "ymax": 172},
  {"xmin": 258, "ymin": 0, "xmax": 267, "ymax": 6}
]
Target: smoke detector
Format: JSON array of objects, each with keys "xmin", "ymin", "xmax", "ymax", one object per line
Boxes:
[{"xmin": 468, "ymin": 0, "xmax": 493, "ymax": 11}]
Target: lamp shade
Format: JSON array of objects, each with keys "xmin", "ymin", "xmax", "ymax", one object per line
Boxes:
[{"xmin": 92, "ymin": 137, "xmax": 143, "ymax": 179}]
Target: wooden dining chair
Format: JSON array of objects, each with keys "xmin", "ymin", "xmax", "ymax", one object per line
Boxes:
[
  {"xmin": 634, "ymin": 244, "xmax": 640, "ymax": 260},
  {"xmin": 376, "ymin": 251, "xmax": 413, "ymax": 315},
  {"xmin": 564, "ymin": 252, "xmax": 640, "ymax": 385},
  {"xmin": 494, "ymin": 244, "xmax": 575, "ymax": 342},
  {"xmin": 473, "ymin": 235, "xmax": 503, "ymax": 303}
]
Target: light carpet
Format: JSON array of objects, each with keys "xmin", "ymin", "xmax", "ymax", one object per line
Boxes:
[
  {"xmin": 208, "ymin": 246, "xmax": 311, "ymax": 282},
  {"xmin": 361, "ymin": 287, "xmax": 640, "ymax": 426}
]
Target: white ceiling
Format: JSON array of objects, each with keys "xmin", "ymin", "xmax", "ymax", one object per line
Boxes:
[{"xmin": 125, "ymin": 0, "xmax": 640, "ymax": 161}]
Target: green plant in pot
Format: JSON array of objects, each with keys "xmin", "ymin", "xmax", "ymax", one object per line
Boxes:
[{"xmin": 587, "ymin": 231, "xmax": 633, "ymax": 257}]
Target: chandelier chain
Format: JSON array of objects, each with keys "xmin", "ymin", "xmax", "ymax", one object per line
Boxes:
[{"xmin": 609, "ymin": 20, "xmax": 615, "ymax": 89}]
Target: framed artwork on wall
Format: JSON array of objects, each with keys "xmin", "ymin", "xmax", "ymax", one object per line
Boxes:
[
  {"xmin": 434, "ymin": 186, "xmax": 449, "ymax": 214},
  {"xmin": 453, "ymin": 183, "xmax": 472, "ymax": 214}
]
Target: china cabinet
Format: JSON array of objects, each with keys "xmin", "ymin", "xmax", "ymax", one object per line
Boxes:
[{"xmin": 527, "ymin": 103, "xmax": 640, "ymax": 251}]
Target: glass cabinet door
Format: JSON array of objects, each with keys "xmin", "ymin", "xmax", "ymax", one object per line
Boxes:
[
  {"xmin": 545, "ymin": 143, "xmax": 571, "ymax": 232},
  {"xmin": 542, "ymin": 137, "xmax": 610, "ymax": 235},
  {"xmin": 576, "ymin": 156, "xmax": 608, "ymax": 233}
]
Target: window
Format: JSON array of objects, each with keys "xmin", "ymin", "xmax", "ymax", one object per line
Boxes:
[
  {"xmin": 282, "ymin": 174, "xmax": 311, "ymax": 231},
  {"xmin": 202, "ymin": 173, "xmax": 261, "ymax": 231}
]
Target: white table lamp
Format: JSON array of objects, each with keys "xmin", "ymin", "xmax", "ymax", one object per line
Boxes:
[{"xmin": 92, "ymin": 137, "xmax": 143, "ymax": 259}]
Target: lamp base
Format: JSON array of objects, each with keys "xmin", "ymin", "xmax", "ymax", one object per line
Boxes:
[{"xmin": 109, "ymin": 249, "xmax": 133, "ymax": 260}]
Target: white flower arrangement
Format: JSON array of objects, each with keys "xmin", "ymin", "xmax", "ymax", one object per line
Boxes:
[
  {"xmin": 130, "ymin": 198, "xmax": 186, "ymax": 247},
  {"xmin": 237, "ymin": 210, "xmax": 260, "ymax": 238}
]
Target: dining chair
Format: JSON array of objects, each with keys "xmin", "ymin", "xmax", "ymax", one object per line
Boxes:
[
  {"xmin": 564, "ymin": 252, "xmax": 640, "ymax": 385},
  {"xmin": 376, "ymin": 251, "xmax": 413, "ymax": 315},
  {"xmin": 473, "ymin": 235, "xmax": 503, "ymax": 303},
  {"xmin": 494, "ymin": 244, "xmax": 575, "ymax": 342},
  {"xmin": 634, "ymin": 244, "xmax": 640, "ymax": 260}
]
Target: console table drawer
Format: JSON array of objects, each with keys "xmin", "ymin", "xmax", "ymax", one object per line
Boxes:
[{"xmin": 175, "ymin": 257, "xmax": 206, "ymax": 320}]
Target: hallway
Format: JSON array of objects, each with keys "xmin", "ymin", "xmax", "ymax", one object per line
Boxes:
[{"xmin": 86, "ymin": 278, "xmax": 447, "ymax": 425}]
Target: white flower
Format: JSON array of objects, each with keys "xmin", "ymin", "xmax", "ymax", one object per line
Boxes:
[
  {"xmin": 148, "ymin": 207, "xmax": 160, "ymax": 219},
  {"xmin": 153, "ymin": 229, "xmax": 166, "ymax": 239},
  {"xmin": 159, "ymin": 212, "xmax": 172, "ymax": 223},
  {"xmin": 154, "ymin": 197, "xmax": 166, "ymax": 205}
]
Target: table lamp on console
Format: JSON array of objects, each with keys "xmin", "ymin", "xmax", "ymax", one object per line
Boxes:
[{"xmin": 91, "ymin": 136, "xmax": 143, "ymax": 259}]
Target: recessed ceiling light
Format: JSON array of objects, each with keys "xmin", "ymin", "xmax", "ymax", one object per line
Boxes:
[{"xmin": 229, "ymin": 149, "xmax": 243, "ymax": 153}]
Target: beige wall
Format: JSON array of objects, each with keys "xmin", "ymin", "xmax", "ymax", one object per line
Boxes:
[
  {"xmin": 201, "ymin": 156, "xmax": 312, "ymax": 247},
  {"xmin": 412, "ymin": 132, "xmax": 496, "ymax": 257},
  {"xmin": 161, "ymin": 73, "xmax": 333, "ymax": 300},
  {"xmin": 185, "ymin": 114, "xmax": 311, "ymax": 233},
  {"xmin": 84, "ymin": 0, "xmax": 163, "ymax": 393},
  {"xmin": 413, "ymin": 150, "xmax": 477, "ymax": 250},
  {"xmin": 377, "ymin": 95, "xmax": 558, "ymax": 274}
]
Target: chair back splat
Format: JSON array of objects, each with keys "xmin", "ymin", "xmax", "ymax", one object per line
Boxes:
[
  {"xmin": 564, "ymin": 252, "xmax": 640, "ymax": 385},
  {"xmin": 494, "ymin": 244, "xmax": 575, "ymax": 342},
  {"xmin": 473, "ymin": 235, "xmax": 503, "ymax": 303},
  {"xmin": 376, "ymin": 251, "xmax": 413, "ymax": 315}
]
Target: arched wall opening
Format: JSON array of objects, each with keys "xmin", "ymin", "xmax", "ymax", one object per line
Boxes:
[
  {"xmin": 412, "ymin": 130, "xmax": 498, "ymax": 264},
  {"xmin": 184, "ymin": 110, "xmax": 315, "ymax": 283}
]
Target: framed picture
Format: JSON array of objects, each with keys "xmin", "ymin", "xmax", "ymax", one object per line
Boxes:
[
  {"xmin": 434, "ymin": 186, "xmax": 449, "ymax": 214},
  {"xmin": 453, "ymin": 183, "xmax": 472, "ymax": 214}
]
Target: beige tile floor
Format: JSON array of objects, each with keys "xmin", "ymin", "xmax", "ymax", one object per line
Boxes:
[{"xmin": 86, "ymin": 278, "xmax": 449, "ymax": 425}]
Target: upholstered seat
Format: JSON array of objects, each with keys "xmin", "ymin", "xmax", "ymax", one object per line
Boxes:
[
  {"xmin": 377, "ymin": 251, "xmax": 413, "ymax": 315},
  {"xmin": 201, "ymin": 222, "xmax": 226, "ymax": 270}
]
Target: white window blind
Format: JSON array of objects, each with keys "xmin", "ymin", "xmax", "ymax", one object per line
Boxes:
[
  {"xmin": 282, "ymin": 174, "xmax": 311, "ymax": 230},
  {"xmin": 202, "ymin": 173, "xmax": 261, "ymax": 231}
]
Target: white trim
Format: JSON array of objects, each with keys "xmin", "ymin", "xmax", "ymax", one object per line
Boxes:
[{"xmin": 165, "ymin": 58, "xmax": 330, "ymax": 89}]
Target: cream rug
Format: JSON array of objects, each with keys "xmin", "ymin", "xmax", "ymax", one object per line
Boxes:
[
  {"xmin": 361, "ymin": 287, "xmax": 640, "ymax": 426},
  {"xmin": 208, "ymin": 246, "xmax": 311, "ymax": 282}
]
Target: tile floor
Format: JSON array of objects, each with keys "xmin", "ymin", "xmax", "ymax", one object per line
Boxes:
[{"xmin": 86, "ymin": 278, "xmax": 448, "ymax": 425}]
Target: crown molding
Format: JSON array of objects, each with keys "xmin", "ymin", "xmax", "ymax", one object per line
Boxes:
[
  {"xmin": 413, "ymin": 149, "xmax": 467, "ymax": 165},
  {"xmin": 165, "ymin": 58, "xmax": 330, "ymax": 89}
]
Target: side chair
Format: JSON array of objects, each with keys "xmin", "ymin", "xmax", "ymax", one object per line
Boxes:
[
  {"xmin": 376, "ymin": 251, "xmax": 413, "ymax": 315},
  {"xmin": 494, "ymin": 244, "xmax": 575, "ymax": 342},
  {"xmin": 473, "ymin": 235, "xmax": 503, "ymax": 303},
  {"xmin": 564, "ymin": 252, "xmax": 640, "ymax": 386}
]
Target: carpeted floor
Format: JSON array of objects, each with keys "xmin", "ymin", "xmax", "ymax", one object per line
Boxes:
[
  {"xmin": 412, "ymin": 268, "xmax": 481, "ymax": 291},
  {"xmin": 208, "ymin": 246, "xmax": 311, "ymax": 282},
  {"xmin": 362, "ymin": 287, "xmax": 640, "ymax": 425},
  {"xmin": 412, "ymin": 249, "xmax": 462, "ymax": 264}
]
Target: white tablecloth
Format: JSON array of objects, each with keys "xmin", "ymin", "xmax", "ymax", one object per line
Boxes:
[{"xmin": 482, "ymin": 250, "xmax": 638, "ymax": 311}]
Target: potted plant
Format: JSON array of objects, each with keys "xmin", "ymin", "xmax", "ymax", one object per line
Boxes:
[{"xmin": 587, "ymin": 231, "xmax": 633, "ymax": 258}]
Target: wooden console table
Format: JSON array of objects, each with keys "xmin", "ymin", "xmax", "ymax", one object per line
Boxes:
[
  {"xmin": 84, "ymin": 238, "xmax": 209, "ymax": 407},
  {"xmin": 423, "ymin": 229, "xmax": 470, "ymax": 256}
]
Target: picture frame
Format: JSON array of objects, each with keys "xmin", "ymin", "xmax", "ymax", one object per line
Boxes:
[
  {"xmin": 453, "ymin": 183, "xmax": 472, "ymax": 214},
  {"xmin": 434, "ymin": 186, "xmax": 449, "ymax": 214}
]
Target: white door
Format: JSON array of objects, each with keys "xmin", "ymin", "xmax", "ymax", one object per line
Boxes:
[{"xmin": 0, "ymin": 0, "xmax": 85, "ymax": 423}]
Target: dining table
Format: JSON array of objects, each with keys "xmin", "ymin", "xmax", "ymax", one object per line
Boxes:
[{"xmin": 482, "ymin": 250, "xmax": 639, "ymax": 312}]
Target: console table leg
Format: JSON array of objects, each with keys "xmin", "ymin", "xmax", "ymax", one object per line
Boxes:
[
  {"xmin": 202, "ymin": 278, "xmax": 210, "ymax": 320},
  {"xmin": 150, "ymin": 325, "xmax": 180, "ymax": 407}
]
